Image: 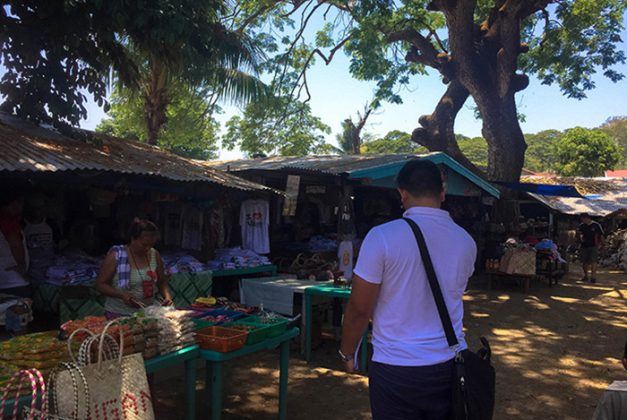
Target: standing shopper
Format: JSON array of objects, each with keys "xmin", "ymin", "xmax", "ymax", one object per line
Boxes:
[
  {"xmin": 340, "ymin": 160, "xmax": 477, "ymax": 420},
  {"xmin": 578, "ymin": 213, "xmax": 603, "ymax": 283},
  {"xmin": 0, "ymin": 191, "xmax": 30, "ymax": 298},
  {"xmin": 96, "ymin": 219, "xmax": 173, "ymax": 318}
]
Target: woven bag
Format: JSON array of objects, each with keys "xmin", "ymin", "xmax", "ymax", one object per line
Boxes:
[
  {"xmin": 0, "ymin": 368, "xmax": 46, "ymax": 420},
  {"xmin": 53, "ymin": 320, "xmax": 155, "ymax": 420}
]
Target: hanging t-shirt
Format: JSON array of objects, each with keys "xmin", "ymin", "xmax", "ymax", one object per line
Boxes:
[
  {"xmin": 338, "ymin": 240, "xmax": 354, "ymax": 279},
  {"xmin": 23, "ymin": 220, "xmax": 55, "ymax": 283},
  {"xmin": 240, "ymin": 200, "xmax": 270, "ymax": 254},
  {"xmin": 181, "ymin": 207, "xmax": 203, "ymax": 251}
]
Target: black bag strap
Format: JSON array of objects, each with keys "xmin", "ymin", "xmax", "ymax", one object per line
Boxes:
[{"xmin": 403, "ymin": 217, "xmax": 459, "ymax": 348}]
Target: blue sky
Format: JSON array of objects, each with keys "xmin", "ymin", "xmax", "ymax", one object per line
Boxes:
[{"xmin": 77, "ymin": 18, "xmax": 627, "ymax": 160}]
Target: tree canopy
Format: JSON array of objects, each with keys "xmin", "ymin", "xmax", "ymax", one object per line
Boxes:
[
  {"xmin": 0, "ymin": 0, "xmax": 264, "ymax": 132},
  {"xmin": 599, "ymin": 116, "xmax": 627, "ymax": 166},
  {"xmin": 228, "ymin": 0, "xmax": 626, "ymax": 181},
  {"xmin": 96, "ymin": 83, "xmax": 220, "ymax": 160},
  {"xmin": 222, "ymin": 97, "xmax": 332, "ymax": 157},
  {"xmin": 362, "ymin": 131, "xmax": 425, "ymax": 154},
  {"xmin": 552, "ymin": 127, "xmax": 622, "ymax": 177}
]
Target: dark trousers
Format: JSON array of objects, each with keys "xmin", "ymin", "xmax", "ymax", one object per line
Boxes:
[{"xmin": 369, "ymin": 359, "xmax": 454, "ymax": 420}]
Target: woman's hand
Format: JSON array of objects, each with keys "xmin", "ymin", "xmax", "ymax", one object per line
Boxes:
[
  {"xmin": 121, "ymin": 292, "xmax": 142, "ymax": 308},
  {"xmin": 161, "ymin": 298, "xmax": 174, "ymax": 307}
]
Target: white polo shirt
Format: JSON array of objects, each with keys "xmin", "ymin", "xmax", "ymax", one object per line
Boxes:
[{"xmin": 354, "ymin": 206, "xmax": 476, "ymax": 366}]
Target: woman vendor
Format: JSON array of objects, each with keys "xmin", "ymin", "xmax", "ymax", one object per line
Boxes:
[{"xmin": 96, "ymin": 219, "xmax": 173, "ymax": 318}]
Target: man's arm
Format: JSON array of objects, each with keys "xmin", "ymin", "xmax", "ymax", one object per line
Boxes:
[{"xmin": 340, "ymin": 275, "xmax": 380, "ymax": 372}]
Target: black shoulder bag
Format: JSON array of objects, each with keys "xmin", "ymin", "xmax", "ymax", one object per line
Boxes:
[{"xmin": 403, "ymin": 218, "xmax": 496, "ymax": 420}]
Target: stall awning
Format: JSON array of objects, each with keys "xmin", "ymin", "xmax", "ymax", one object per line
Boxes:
[
  {"xmin": 208, "ymin": 152, "xmax": 500, "ymax": 198},
  {"xmin": 347, "ymin": 153, "xmax": 501, "ymax": 198},
  {"xmin": 494, "ymin": 182, "xmax": 584, "ymax": 198}
]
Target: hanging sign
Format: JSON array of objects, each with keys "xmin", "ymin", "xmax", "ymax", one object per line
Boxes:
[{"xmin": 282, "ymin": 175, "xmax": 301, "ymax": 216}]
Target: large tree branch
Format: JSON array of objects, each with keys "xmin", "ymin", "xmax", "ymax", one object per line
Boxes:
[
  {"xmin": 412, "ymin": 79, "xmax": 482, "ymax": 174},
  {"xmin": 386, "ymin": 28, "xmax": 456, "ymax": 80}
]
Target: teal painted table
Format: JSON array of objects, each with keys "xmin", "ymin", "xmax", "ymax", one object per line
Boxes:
[
  {"xmin": 304, "ymin": 285, "xmax": 369, "ymax": 371},
  {"xmin": 145, "ymin": 345, "xmax": 200, "ymax": 420},
  {"xmin": 199, "ymin": 327, "xmax": 299, "ymax": 420},
  {"xmin": 211, "ymin": 264, "xmax": 278, "ymax": 278},
  {"xmin": 2, "ymin": 346, "xmax": 200, "ymax": 420}
]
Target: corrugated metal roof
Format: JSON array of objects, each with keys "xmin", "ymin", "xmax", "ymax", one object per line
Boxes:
[
  {"xmin": 207, "ymin": 153, "xmax": 440, "ymax": 175},
  {"xmin": 206, "ymin": 153, "xmax": 500, "ymax": 198},
  {"xmin": 0, "ymin": 113, "xmax": 273, "ymax": 192},
  {"xmin": 523, "ymin": 177, "xmax": 627, "ymax": 217}
]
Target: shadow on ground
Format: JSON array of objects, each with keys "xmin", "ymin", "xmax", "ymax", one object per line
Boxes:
[{"xmin": 152, "ymin": 266, "xmax": 627, "ymax": 420}]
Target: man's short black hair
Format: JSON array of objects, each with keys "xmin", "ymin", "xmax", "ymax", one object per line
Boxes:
[
  {"xmin": 580, "ymin": 213, "xmax": 591, "ymax": 220},
  {"xmin": 396, "ymin": 159, "xmax": 443, "ymax": 198}
]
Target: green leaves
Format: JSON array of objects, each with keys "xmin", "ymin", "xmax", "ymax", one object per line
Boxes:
[
  {"xmin": 96, "ymin": 83, "xmax": 220, "ymax": 160},
  {"xmin": 552, "ymin": 127, "xmax": 623, "ymax": 176},
  {"xmin": 523, "ymin": 0, "xmax": 626, "ymax": 99},
  {"xmin": 361, "ymin": 130, "xmax": 426, "ymax": 154},
  {"xmin": 0, "ymin": 0, "xmax": 262, "ymax": 127},
  {"xmin": 223, "ymin": 96, "xmax": 332, "ymax": 157}
]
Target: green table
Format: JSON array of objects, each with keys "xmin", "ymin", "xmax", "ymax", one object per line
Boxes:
[
  {"xmin": 199, "ymin": 327, "xmax": 299, "ymax": 420},
  {"xmin": 145, "ymin": 345, "xmax": 200, "ymax": 420},
  {"xmin": 211, "ymin": 264, "xmax": 278, "ymax": 278},
  {"xmin": 3, "ymin": 345, "xmax": 200, "ymax": 420},
  {"xmin": 304, "ymin": 284, "xmax": 369, "ymax": 371}
]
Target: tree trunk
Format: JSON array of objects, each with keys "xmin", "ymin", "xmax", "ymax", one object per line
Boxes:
[
  {"xmin": 478, "ymin": 94, "xmax": 527, "ymax": 182},
  {"xmin": 144, "ymin": 59, "xmax": 170, "ymax": 146}
]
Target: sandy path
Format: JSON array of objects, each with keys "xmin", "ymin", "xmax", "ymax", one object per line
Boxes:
[{"xmin": 153, "ymin": 266, "xmax": 627, "ymax": 419}]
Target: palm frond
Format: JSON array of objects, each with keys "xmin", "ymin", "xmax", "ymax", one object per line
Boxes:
[{"xmin": 210, "ymin": 68, "xmax": 269, "ymax": 105}]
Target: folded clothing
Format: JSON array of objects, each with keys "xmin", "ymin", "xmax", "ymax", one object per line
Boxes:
[
  {"xmin": 161, "ymin": 252, "xmax": 208, "ymax": 275},
  {"xmin": 209, "ymin": 248, "xmax": 271, "ymax": 271}
]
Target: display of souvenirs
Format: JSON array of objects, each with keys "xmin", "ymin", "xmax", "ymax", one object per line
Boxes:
[
  {"xmin": 0, "ymin": 332, "xmax": 71, "ymax": 394},
  {"xmin": 140, "ymin": 306, "xmax": 196, "ymax": 355},
  {"xmin": 208, "ymin": 248, "xmax": 271, "ymax": 271},
  {"xmin": 162, "ymin": 252, "xmax": 208, "ymax": 275},
  {"xmin": 61, "ymin": 315, "xmax": 162, "ymax": 359}
]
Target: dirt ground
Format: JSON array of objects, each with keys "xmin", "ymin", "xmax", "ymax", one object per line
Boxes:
[{"xmin": 153, "ymin": 265, "xmax": 627, "ymax": 419}]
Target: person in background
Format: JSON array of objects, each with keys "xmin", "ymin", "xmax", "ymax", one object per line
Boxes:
[
  {"xmin": 623, "ymin": 340, "xmax": 627, "ymax": 371},
  {"xmin": 0, "ymin": 191, "xmax": 30, "ymax": 298},
  {"xmin": 578, "ymin": 213, "xmax": 604, "ymax": 283},
  {"xmin": 23, "ymin": 192, "xmax": 57, "ymax": 284},
  {"xmin": 340, "ymin": 160, "xmax": 476, "ymax": 420},
  {"xmin": 96, "ymin": 219, "xmax": 173, "ymax": 318}
]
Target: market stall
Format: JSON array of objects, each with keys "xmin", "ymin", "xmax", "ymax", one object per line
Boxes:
[
  {"xmin": 1, "ymin": 300, "xmax": 299, "ymax": 420},
  {"xmin": 0, "ymin": 113, "xmax": 281, "ymax": 328}
]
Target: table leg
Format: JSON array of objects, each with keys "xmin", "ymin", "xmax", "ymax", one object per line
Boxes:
[
  {"xmin": 206, "ymin": 361, "xmax": 223, "ymax": 420},
  {"xmin": 185, "ymin": 358, "xmax": 197, "ymax": 420},
  {"xmin": 360, "ymin": 329, "xmax": 368, "ymax": 372},
  {"xmin": 304, "ymin": 293, "xmax": 312, "ymax": 362},
  {"xmin": 279, "ymin": 339, "xmax": 290, "ymax": 420}
]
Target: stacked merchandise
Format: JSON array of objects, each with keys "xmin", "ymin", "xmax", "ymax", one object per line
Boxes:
[
  {"xmin": 0, "ymin": 332, "xmax": 71, "ymax": 395},
  {"xmin": 308, "ymin": 235, "xmax": 338, "ymax": 252},
  {"xmin": 192, "ymin": 296, "xmax": 258, "ymax": 315},
  {"xmin": 208, "ymin": 248, "xmax": 270, "ymax": 271},
  {"xmin": 600, "ymin": 228, "xmax": 627, "ymax": 271},
  {"xmin": 141, "ymin": 306, "xmax": 196, "ymax": 354},
  {"xmin": 499, "ymin": 239, "xmax": 537, "ymax": 276},
  {"xmin": 161, "ymin": 252, "xmax": 208, "ymax": 275},
  {"xmin": 60, "ymin": 316, "xmax": 162, "ymax": 359},
  {"xmin": 45, "ymin": 254, "xmax": 100, "ymax": 286}
]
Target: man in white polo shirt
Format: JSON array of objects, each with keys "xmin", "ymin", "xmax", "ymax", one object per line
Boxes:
[{"xmin": 340, "ymin": 159, "xmax": 477, "ymax": 419}]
